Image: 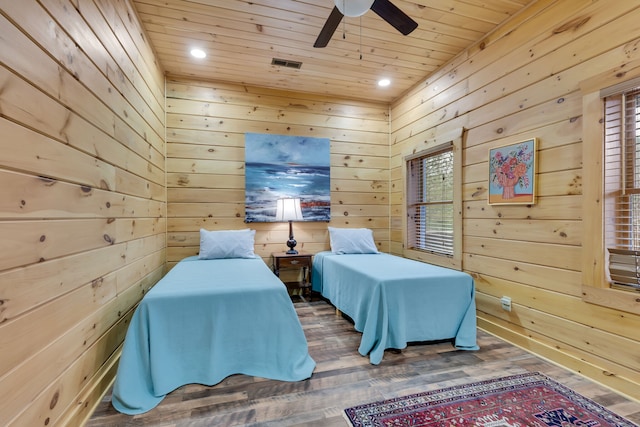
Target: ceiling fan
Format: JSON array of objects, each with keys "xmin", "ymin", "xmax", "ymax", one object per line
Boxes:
[{"xmin": 314, "ymin": 0, "xmax": 418, "ymax": 48}]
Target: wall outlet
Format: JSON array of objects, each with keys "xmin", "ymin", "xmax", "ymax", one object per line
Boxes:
[{"xmin": 500, "ymin": 296, "xmax": 512, "ymax": 312}]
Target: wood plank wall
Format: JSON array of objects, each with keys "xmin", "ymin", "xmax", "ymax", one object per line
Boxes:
[
  {"xmin": 390, "ymin": 0, "xmax": 640, "ymax": 401},
  {"xmin": 165, "ymin": 79, "xmax": 390, "ymax": 266},
  {"xmin": 0, "ymin": 1, "xmax": 166, "ymax": 426},
  {"xmin": 3, "ymin": 1, "xmax": 639, "ymax": 425}
]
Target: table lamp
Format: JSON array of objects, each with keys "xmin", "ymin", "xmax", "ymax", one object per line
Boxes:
[{"xmin": 275, "ymin": 197, "xmax": 303, "ymax": 254}]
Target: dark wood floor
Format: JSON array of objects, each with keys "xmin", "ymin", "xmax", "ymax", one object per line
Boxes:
[{"xmin": 87, "ymin": 298, "xmax": 640, "ymax": 426}]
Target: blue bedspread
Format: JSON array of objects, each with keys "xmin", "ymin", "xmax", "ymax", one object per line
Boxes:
[
  {"xmin": 112, "ymin": 256, "xmax": 315, "ymax": 415},
  {"xmin": 312, "ymin": 251, "xmax": 478, "ymax": 364}
]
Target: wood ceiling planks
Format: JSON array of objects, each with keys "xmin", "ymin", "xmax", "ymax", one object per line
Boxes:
[{"xmin": 132, "ymin": 0, "xmax": 535, "ymax": 102}]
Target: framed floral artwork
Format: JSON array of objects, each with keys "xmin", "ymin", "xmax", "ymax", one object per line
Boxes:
[{"xmin": 488, "ymin": 138, "xmax": 537, "ymax": 205}]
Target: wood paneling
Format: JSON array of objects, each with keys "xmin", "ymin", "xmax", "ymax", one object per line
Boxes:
[
  {"xmin": 4, "ymin": 1, "xmax": 640, "ymax": 426},
  {"xmin": 0, "ymin": 1, "xmax": 166, "ymax": 426},
  {"xmin": 391, "ymin": 0, "xmax": 640, "ymax": 401},
  {"xmin": 166, "ymin": 78, "xmax": 390, "ymax": 265},
  {"xmin": 131, "ymin": 0, "xmax": 534, "ymax": 103}
]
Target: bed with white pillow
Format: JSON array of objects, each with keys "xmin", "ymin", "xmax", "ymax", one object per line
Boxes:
[
  {"xmin": 111, "ymin": 229, "xmax": 315, "ymax": 415},
  {"xmin": 312, "ymin": 227, "xmax": 478, "ymax": 365}
]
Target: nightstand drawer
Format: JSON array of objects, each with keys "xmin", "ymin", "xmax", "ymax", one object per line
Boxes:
[{"xmin": 277, "ymin": 256, "xmax": 312, "ymax": 269}]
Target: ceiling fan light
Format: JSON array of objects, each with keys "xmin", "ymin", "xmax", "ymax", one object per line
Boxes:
[{"xmin": 335, "ymin": 0, "xmax": 375, "ymax": 17}]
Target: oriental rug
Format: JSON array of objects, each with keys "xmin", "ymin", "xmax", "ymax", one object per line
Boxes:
[{"xmin": 344, "ymin": 372, "xmax": 638, "ymax": 427}]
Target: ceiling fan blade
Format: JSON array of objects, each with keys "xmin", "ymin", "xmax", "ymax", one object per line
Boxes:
[
  {"xmin": 314, "ymin": 6, "xmax": 344, "ymax": 48},
  {"xmin": 370, "ymin": 0, "xmax": 418, "ymax": 35}
]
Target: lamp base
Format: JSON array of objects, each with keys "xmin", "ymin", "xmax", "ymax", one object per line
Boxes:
[{"xmin": 286, "ymin": 237, "xmax": 298, "ymax": 255}]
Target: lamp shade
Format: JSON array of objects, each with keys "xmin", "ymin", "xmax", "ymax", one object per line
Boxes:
[
  {"xmin": 335, "ymin": 0, "xmax": 374, "ymax": 17},
  {"xmin": 275, "ymin": 198, "xmax": 303, "ymax": 222}
]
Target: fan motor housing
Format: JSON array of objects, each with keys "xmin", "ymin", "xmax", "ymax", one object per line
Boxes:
[{"xmin": 335, "ymin": 0, "xmax": 375, "ymax": 17}]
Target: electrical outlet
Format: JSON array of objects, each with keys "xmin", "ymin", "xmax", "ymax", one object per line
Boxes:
[{"xmin": 500, "ymin": 296, "xmax": 512, "ymax": 312}]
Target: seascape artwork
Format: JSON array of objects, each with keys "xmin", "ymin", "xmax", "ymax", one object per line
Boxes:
[{"xmin": 245, "ymin": 132, "xmax": 331, "ymax": 222}]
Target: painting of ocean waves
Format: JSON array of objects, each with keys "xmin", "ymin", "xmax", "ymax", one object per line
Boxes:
[{"xmin": 245, "ymin": 133, "xmax": 331, "ymax": 222}]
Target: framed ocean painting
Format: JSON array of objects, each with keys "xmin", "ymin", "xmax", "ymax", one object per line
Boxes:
[
  {"xmin": 488, "ymin": 138, "xmax": 537, "ymax": 205},
  {"xmin": 244, "ymin": 132, "xmax": 331, "ymax": 222}
]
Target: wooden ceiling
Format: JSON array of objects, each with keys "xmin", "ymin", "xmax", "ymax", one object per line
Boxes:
[{"xmin": 131, "ymin": 0, "xmax": 534, "ymax": 103}]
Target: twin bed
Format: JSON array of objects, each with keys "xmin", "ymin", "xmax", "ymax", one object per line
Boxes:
[
  {"xmin": 312, "ymin": 251, "xmax": 478, "ymax": 365},
  {"xmin": 111, "ymin": 229, "xmax": 316, "ymax": 415},
  {"xmin": 111, "ymin": 227, "xmax": 478, "ymax": 414}
]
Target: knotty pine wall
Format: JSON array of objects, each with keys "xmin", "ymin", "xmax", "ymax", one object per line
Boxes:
[
  {"xmin": 165, "ymin": 79, "xmax": 390, "ymax": 266},
  {"xmin": 3, "ymin": 2, "xmax": 640, "ymax": 426},
  {"xmin": 391, "ymin": 0, "xmax": 640, "ymax": 400},
  {"xmin": 0, "ymin": 1, "xmax": 165, "ymax": 426}
]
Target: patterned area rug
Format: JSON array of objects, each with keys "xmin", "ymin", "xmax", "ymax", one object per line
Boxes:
[{"xmin": 344, "ymin": 372, "xmax": 638, "ymax": 426}]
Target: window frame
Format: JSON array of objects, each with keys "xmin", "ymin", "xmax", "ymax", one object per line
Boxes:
[
  {"xmin": 602, "ymin": 87, "xmax": 640, "ymax": 291},
  {"xmin": 581, "ymin": 74, "xmax": 640, "ymax": 315},
  {"xmin": 403, "ymin": 129, "xmax": 463, "ymax": 270}
]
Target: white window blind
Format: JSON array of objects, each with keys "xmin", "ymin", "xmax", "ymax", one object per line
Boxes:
[
  {"xmin": 604, "ymin": 87, "xmax": 640, "ymax": 291},
  {"xmin": 407, "ymin": 144, "xmax": 454, "ymax": 257}
]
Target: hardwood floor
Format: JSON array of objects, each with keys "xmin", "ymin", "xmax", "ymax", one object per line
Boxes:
[{"xmin": 87, "ymin": 298, "xmax": 640, "ymax": 426}]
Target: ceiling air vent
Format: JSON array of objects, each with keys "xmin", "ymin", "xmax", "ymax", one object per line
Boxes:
[{"xmin": 271, "ymin": 58, "xmax": 302, "ymax": 69}]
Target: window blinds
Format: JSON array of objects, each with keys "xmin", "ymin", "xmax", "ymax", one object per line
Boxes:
[
  {"xmin": 407, "ymin": 145, "xmax": 454, "ymax": 256},
  {"xmin": 604, "ymin": 88, "xmax": 640, "ymax": 290}
]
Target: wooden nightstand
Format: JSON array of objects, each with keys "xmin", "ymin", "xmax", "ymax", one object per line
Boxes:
[{"xmin": 271, "ymin": 252, "xmax": 313, "ymax": 299}]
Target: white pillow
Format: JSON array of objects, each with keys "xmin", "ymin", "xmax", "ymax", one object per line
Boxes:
[
  {"xmin": 198, "ymin": 229, "xmax": 257, "ymax": 259},
  {"xmin": 328, "ymin": 227, "xmax": 379, "ymax": 254}
]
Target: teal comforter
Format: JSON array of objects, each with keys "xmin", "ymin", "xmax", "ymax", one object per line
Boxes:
[
  {"xmin": 312, "ymin": 251, "xmax": 478, "ymax": 364},
  {"xmin": 112, "ymin": 256, "xmax": 315, "ymax": 414}
]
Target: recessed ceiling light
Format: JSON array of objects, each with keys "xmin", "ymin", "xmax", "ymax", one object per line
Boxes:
[
  {"xmin": 190, "ymin": 48, "xmax": 206, "ymax": 59},
  {"xmin": 378, "ymin": 78, "xmax": 391, "ymax": 87}
]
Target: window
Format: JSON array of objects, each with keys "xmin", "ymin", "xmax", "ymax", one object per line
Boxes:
[
  {"xmin": 603, "ymin": 87, "xmax": 640, "ymax": 292},
  {"xmin": 403, "ymin": 130, "xmax": 463, "ymax": 270},
  {"xmin": 407, "ymin": 144, "xmax": 454, "ymax": 257},
  {"xmin": 581, "ymin": 74, "xmax": 640, "ymax": 316}
]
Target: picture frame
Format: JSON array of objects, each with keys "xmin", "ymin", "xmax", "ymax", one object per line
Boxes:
[
  {"xmin": 488, "ymin": 138, "xmax": 537, "ymax": 205},
  {"xmin": 244, "ymin": 132, "xmax": 331, "ymax": 222}
]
